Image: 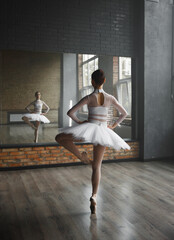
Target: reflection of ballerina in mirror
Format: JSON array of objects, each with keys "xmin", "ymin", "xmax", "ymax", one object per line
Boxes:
[
  {"xmin": 22, "ymin": 91, "xmax": 50, "ymax": 143},
  {"xmin": 55, "ymin": 69, "xmax": 131, "ymax": 215}
]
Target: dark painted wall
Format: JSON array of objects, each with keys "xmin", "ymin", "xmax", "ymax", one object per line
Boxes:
[
  {"xmin": 143, "ymin": 0, "xmax": 174, "ymax": 159},
  {"xmin": 0, "ymin": 0, "xmax": 138, "ymax": 57}
]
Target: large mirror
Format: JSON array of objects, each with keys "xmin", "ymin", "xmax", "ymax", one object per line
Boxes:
[{"xmin": 0, "ymin": 50, "xmax": 132, "ymax": 145}]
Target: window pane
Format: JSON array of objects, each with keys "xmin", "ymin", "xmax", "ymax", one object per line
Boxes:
[
  {"xmin": 83, "ymin": 63, "xmax": 88, "ymax": 86},
  {"xmin": 83, "ymin": 54, "xmax": 95, "ymax": 61},
  {"xmin": 82, "ymin": 55, "xmax": 98, "ymax": 87},
  {"xmin": 119, "ymin": 57, "xmax": 131, "ymax": 80}
]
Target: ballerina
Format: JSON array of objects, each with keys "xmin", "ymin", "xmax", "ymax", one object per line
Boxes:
[
  {"xmin": 22, "ymin": 91, "xmax": 50, "ymax": 143},
  {"xmin": 55, "ymin": 69, "xmax": 131, "ymax": 214}
]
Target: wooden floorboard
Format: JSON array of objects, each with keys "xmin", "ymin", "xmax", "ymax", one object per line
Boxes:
[{"xmin": 0, "ymin": 160, "xmax": 174, "ymax": 240}]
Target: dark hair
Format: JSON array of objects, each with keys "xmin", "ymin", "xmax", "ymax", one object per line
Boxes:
[
  {"xmin": 35, "ymin": 91, "xmax": 41, "ymax": 97},
  {"xmin": 91, "ymin": 69, "xmax": 105, "ymax": 86}
]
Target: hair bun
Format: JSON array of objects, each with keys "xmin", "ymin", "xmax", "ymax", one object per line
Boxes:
[{"xmin": 92, "ymin": 69, "xmax": 105, "ymax": 86}]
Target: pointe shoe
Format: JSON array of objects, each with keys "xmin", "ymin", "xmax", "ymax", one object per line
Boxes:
[
  {"xmin": 30, "ymin": 123, "xmax": 37, "ymax": 130},
  {"xmin": 90, "ymin": 196, "xmax": 97, "ymax": 214},
  {"xmin": 81, "ymin": 151, "xmax": 92, "ymax": 164}
]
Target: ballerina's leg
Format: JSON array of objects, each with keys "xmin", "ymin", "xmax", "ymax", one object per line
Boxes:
[
  {"xmin": 55, "ymin": 133, "xmax": 92, "ymax": 164},
  {"xmin": 91, "ymin": 144, "xmax": 106, "ymax": 197},
  {"xmin": 22, "ymin": 116, "xmax": 37, "ymax": 130},
  {"xmin": 34, "ymin": 121, "xmax": 40, "ymax": 143}
]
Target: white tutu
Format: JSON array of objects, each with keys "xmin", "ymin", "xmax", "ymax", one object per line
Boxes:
[
  {"xmin": 59, "ymin": 121, "xmax": 131, "ymax": 151},
  {"xmin": 22, "ymin": 113, "xmax": 50, "ymax": 123}
]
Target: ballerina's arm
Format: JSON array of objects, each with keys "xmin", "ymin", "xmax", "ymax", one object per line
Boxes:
[
  {"xmin": 25, "ymin": 101, "xmax": 35, "ymax": 113},
  {"xmin": 67, "ymin": 95, "xmax": 89, "ymax": 123},
  {"xmin": 42, "ymin": 101, "xmax": 50, "ymax": 114},
  {"xmin": 111, "ymin": 95, "xmax": 128, "ymax": 127}
]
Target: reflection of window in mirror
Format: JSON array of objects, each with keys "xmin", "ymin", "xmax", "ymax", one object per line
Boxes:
[
  {"xmin": 78, "ymin": 54, "xmax": 98, "ymax": 113},
  {"xmin": 77, "ymin": 55, "xmax": 132, "ymax": 139},
  {"xmin": 117, "ymin": 57, "xmax": 132, "ymax": 119}
]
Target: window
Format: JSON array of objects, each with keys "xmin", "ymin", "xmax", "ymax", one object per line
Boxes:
[
  {"xmin": 119, "ymin": 57, "xmax": 131, "ymax": 80},
  {"xmin": 117, "ymin": 57, "xmax": 132, "ymax": 117},
  {"xmin": 79, "ymin": 54, "xmax": 99, "ymax": 112},
  {"xmin": 82, "ymin": 54, "xmax": 98, "ymax": 87},
  {"xmin": 77, "ymin": 54, "xmax": 132, "ymax": 139}
]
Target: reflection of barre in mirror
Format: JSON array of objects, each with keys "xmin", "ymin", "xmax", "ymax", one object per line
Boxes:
[
  {"xmin": 22, "ymin": 91, "xmax": 50, "ymax": 143},
  {"xmin": 55, "ymin": 69, "xmax": 131, "ymax": 215}
]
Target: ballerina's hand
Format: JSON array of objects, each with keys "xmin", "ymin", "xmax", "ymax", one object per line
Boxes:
[
  {"xmin": 107, "ymin": 123, "xmax": 119, "ymax": 129},
  {"xmin": 107, "ymin": 124, "xmax": 114, "ymax": 129},
  {"xmin": 78, "ymin": 120, "xmax": 88, "ymax": 124}
]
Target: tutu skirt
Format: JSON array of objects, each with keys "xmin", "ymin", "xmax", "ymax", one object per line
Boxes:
[
  {"xmin": 59, "ymin": 120, "xmax": 131, "ymax": 151},
  {"xmin": 22, "ymin": 113, "xmax": 50, "ymax": 123}
]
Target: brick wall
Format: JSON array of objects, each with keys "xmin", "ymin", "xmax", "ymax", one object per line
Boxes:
[
  {"xmin": 0, "ymin": 0, "xmax": 138, "ymax": 57},
  {"xmin": 0, "ymin": 50, "xmax": 61, "ymax": 124},
  {"xmin": 0, "ymin": 141, "xmax": 139, "ymax": 169}
]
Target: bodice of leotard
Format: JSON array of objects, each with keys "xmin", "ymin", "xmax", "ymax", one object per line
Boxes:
[
  {"xmin": 67, "ymin": 88, "xmax": 128, "ymax": 126},
  {"xmin": 88, "ymin": 106, "xmax": 108, "ymax": 126},
  {"xmin": 25, "ymin": 100, "xmax": 50, "ymax": 114},
  {"xmin": 34, "ymin": 101, "xmax": 43, "ymax": 114}
]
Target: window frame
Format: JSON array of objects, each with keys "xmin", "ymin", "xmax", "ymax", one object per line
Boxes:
[
  {"xmin": 117, "ymin": 57, "xmax": 132, "ymax": 118},
  {"xmin": 82, "ymin": 55, "xmax": 99, "ymax": 87}
]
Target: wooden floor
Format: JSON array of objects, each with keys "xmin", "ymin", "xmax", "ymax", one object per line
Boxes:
[{"xmin": 0, "ymin": 160, "xmax": 174, "ymax": 240}]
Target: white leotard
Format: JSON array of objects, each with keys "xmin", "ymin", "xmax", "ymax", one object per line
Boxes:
[
  {"xmin": 67, "ymin": 88, "xmax": 128, "ymax": 127},
  {"xmin": 25, "ymin": 100, "xmax": 50, "ymax": 114}
]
